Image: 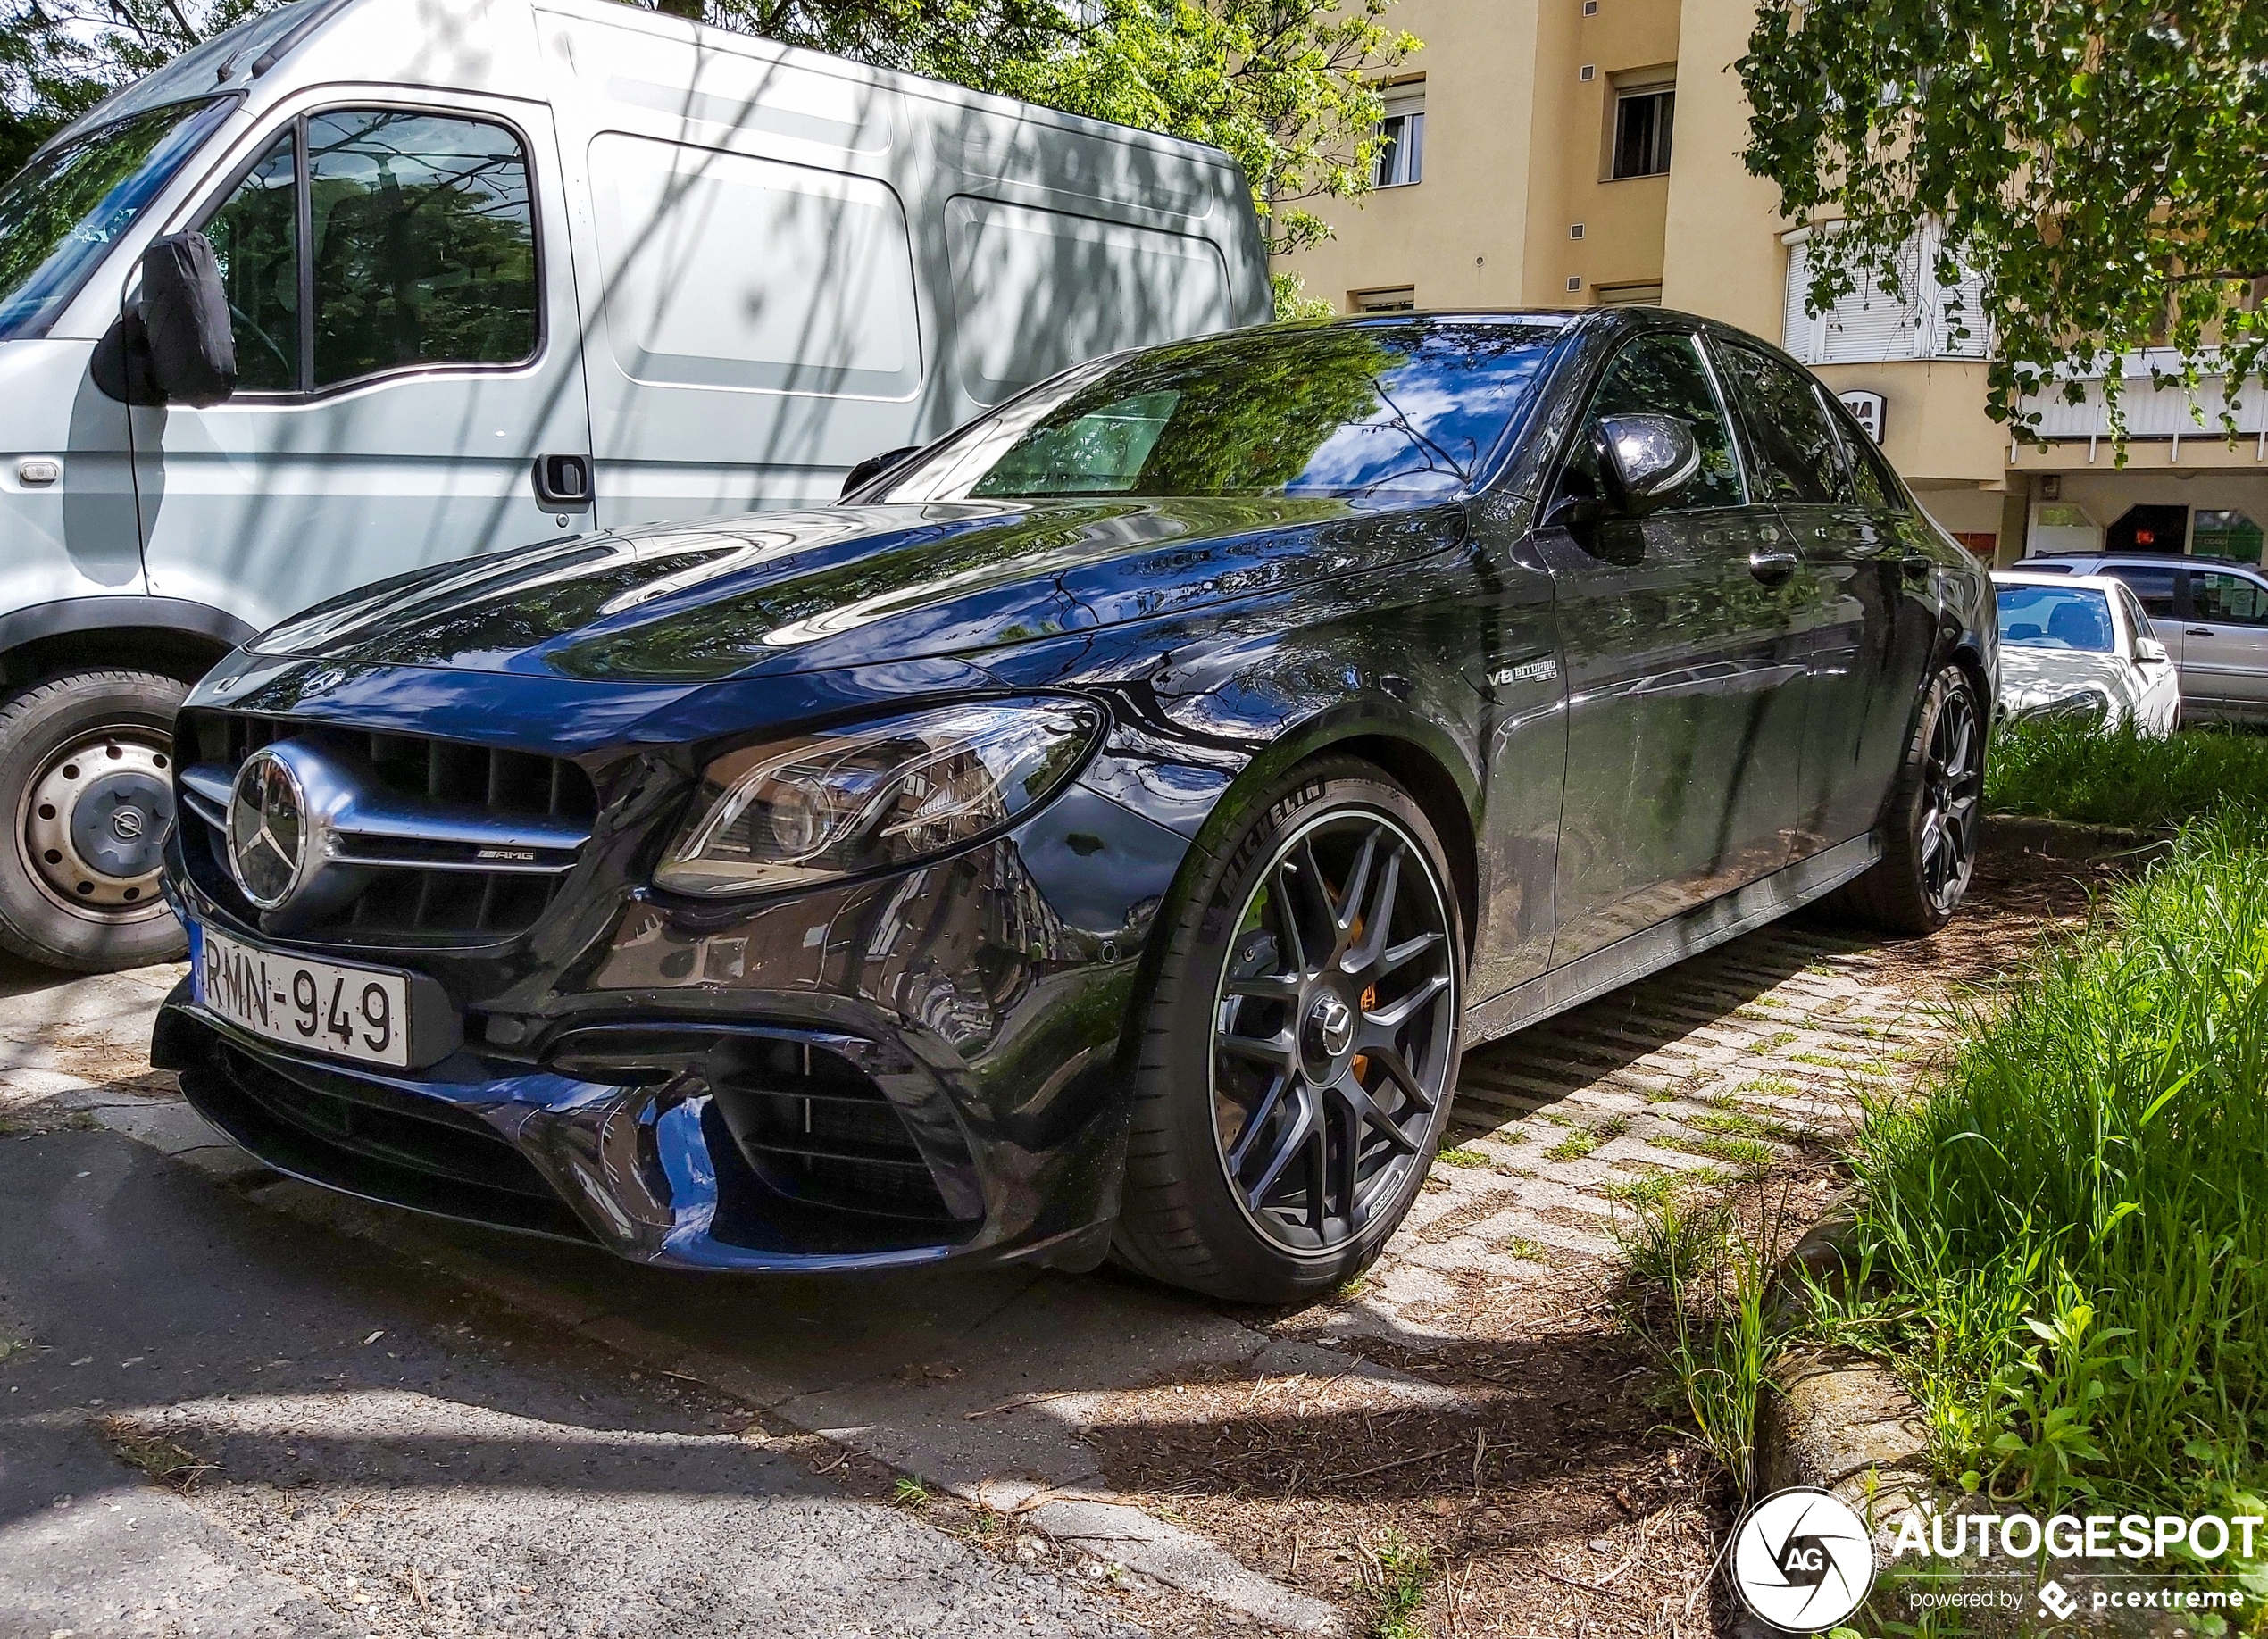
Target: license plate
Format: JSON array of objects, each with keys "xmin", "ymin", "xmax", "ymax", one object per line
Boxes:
[{"xmin": 191, "ymin": 922, "xmax": 413, "ymax": 1069}]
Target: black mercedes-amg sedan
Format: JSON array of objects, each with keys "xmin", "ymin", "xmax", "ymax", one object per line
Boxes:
[{"xmin": 154, "ymin": 310, "xmax": 1994, "ymax": 1303}]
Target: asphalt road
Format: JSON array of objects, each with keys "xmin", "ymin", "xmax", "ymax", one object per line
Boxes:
[{"xmin": 0, "ymin": 1126, "xmax": 1152, "ymax": 1639}]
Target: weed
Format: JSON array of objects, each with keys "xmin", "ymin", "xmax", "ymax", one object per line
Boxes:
[
  {"xmin": 1594, "ymin": 1114, "xmax": 1631, "ymax": 1140},
  {"xmin": 1335, "ymin": 1276, "xmax": 1370, "ymax": 1302},
  {"xmin": 1641, "ymin": 1085, "xmax": 1678, "ymax": 1104},
  {"xmin": 1501, "ymin": 1235, "xmax": 1549, "ymax": 1261},
  {"xmin": 1655, "ymin": 1133, "xmax": 1777, "ymax": 1176},
  {"xmin": 95, "ymin": 1415, "xmax": 218, "ymax": 1492},
  {"xmin": 1367, "ymin": 1532, "xmax": 1432, "ymax": 1639},
  {"xmin": 1752, "ymin": 1030, "xmax": 1801, "ymax": 1052},
  {"xmin": 892, "ymin": 1477, "xmax": 930, "ymax": 1510},
  {"xmin": 1495, "ymin": 1127, "xmax": 1527, "ymax": 1144},
  {"xmin": 1437, "ymin": 1146, "xmax": 1489, "ymax": 1169},
  {"xmin": 1600, "ymin": 1170, "xmax": 1680, "ymax": 1205},
  {"xmin": 1686, "ymin": 1109, "xmax": 1768, "ymax": 1138},
  {"xmin": 1741, "ymin": 1076, "xmax": 1802, "ymax": 1097},
  {"xmin": 1544, "ymin": 1129, "xmax": 1597, "ymax": 1162}
]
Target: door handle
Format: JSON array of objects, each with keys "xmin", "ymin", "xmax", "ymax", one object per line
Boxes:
[
  {"xmin": 2188, "ymin": 627, "xmax": 2214, "ymax": 637},
  {"xmin": 532, "ymin": 453, "xmax": 593, "ymax": 512},
  {"xmin": 1748, "ymin": 549, "xmax": 1798, "ymax": 587}
]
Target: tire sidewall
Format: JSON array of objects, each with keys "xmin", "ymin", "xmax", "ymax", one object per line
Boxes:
[
  {"xmin": 0, "ymin": 672, "xmax": 189, "ymax": 972},
  {"xmin": 1887, "ymin": 664, "xmax": 1980, "ymax": 933},
  {"xmin": 1145, "ymin": 761, "xmax": 1466, "ymax": 1301}
]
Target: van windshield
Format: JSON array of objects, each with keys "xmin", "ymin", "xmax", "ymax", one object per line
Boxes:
[
  {"xmin": 0, "ymin": 97, "xmax": 232, "ymax": 343},
  {"xmin": 874, "ymin": 319, "xmax": 1566, "ymax": 503}
]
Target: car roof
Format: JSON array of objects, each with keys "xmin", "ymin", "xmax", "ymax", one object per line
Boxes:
[{"xmin": 1994, "ymin": 571, "xmax": 2130, "ymax": 592}]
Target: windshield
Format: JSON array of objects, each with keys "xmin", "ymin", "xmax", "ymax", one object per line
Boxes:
[
  {"xmin": 1997, "ymin": 584, "xmax": 2116, "ymax": 653},
  {"xmin": 874, "ymin": 319, "xmax": 1565, "ymax": 503},
  {"xmin": 0, "ymin": 98, "xmax": 232, "ymax": 342}
]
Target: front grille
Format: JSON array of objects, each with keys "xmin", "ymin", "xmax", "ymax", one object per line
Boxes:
[
  {"xmin": 706, "ymin": 1038, "xmax": 973, "ymax": 1227},
  {"xmin": 177, "ymin": 710, "xmax": 597, "ymax": 948},
  {"xmin": 187, "ymin": 713, "xmax": 596, "ymax": 826}
]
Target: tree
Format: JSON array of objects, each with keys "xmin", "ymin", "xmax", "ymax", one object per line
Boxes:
[
  {"xmin": 1739, "ymin": 0, "xmax": 2268, "ymax": 445},
  {"xmin": 1, "ymin": 0, "xmax": 1413, "ymax": 269}
]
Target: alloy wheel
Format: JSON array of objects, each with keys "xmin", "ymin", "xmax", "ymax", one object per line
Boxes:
[
  {"xmin": 1916, "ymin": 682, "xmax": 1981, "ymax": 915},
  {"xmin": 1209, "ymin": 810, "xmax": 1457, "ymax": 1254}
]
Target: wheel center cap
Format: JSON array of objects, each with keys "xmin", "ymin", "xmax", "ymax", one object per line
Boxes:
[{"xmin": 1302, "ymin": 989, "xmax": 1356, "ymax": 1074}]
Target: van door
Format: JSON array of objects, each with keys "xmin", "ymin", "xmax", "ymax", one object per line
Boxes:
[{"xmin": 130, "ymin": 97, "xmax": 594, "ymax": 635}]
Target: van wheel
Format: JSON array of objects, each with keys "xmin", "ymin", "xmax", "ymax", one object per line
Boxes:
[
  {"xmin": 1822, "ymin": 664, "xmax": 1983, "ymax": 936},
  {"xmin": 1113, "ymin": 760, "xmax": 1465, "ymax": 1304},
  {"xmin": 0, "ymin": 670, "xmax": 188, "ymax": 973}
]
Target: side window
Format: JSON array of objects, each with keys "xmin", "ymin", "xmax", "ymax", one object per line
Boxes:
[
  {"xmin": 2193, "ymin": 572, "xmax": 2268, "ymax": 628},
  {"xmin": 1570, "ymin": 332, "xmax": 1746, "ymax": 509},
  {"xmin": 2106, "ymin": 566, "xmax": 2179, "ymax": 619},
  {"xmin": 196, "ymin": 110, "xmax": 538, "ymax": 394},
  {"xmin": 1834, "ymin": 418, "xmax": 1906, "ymax": 513},
  {"xmin": 1714, "ymin": 342, "xmax": 1849, "ymax": 504},
  {"xmin": 2115, "ymin": 583, "xmax": 2155, "ymax": 644},
  {"xmin": 305, "ymin": 110, "xmax": 537, "ymax": 387},
  {"xmin": 203, "ymin": 132, "xmax": 298, "ymax": 392}
]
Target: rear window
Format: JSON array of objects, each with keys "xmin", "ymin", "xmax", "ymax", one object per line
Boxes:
[
  {"xmin": 876, "ymin": 320, "xmax": 1564, "ymax": 503},
  {"xmin": 1997, "ymin": 584, "xmax": 2115, "ymax": 653}
]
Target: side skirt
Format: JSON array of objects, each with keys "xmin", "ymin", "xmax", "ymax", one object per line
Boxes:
[{"xmin": 1461, "ymin": 833, "xmax": 1881, "ymax": 1050}]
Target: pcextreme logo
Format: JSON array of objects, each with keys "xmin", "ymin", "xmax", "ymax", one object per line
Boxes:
[{"xmin": 1732, "ymin": 1487, "xmax": 1877, "ymax": 1633}]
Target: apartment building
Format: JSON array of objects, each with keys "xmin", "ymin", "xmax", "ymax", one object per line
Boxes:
[{"xmin": 1275, "ymin": 0, "xmax": 2268, "ymax": 571}]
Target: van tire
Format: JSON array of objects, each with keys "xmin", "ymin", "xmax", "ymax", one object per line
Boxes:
[{"xmin": 0, "ymin": 670, "xmax": 189, "ymax": 974}]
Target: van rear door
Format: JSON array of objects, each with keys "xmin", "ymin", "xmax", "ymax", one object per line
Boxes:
[{"xmin": 131, "ymin": 95, "xmax": 596, "ymax": 635}]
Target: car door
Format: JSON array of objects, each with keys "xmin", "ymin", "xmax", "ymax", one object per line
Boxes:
[
  {"xmin": 131, "ymin": 97, "xmax": 596, "ymax": 635},
  {"xmin": 2181, "ymin": 567, "xmax": 2268, "ymax": 716},
  {"xmin": 2111, "ymin": 579, "xmax": 2182, "ymax": 731},
  {"xmin": 1538, "ymin": 328, "xmax": 1807, "ymax": 967},
  {"xmin": 1711, "ymin": 339, "xmax": 1930, "ymax": 856},
  {"xmin": 2097, "ymin": 562, "xmax": 2186, "ymax": 672}
]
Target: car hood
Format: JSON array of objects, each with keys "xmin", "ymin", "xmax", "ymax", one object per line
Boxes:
[
  {"xmin": 1998, "ymin": 646, "xmax": 2129, "ymax": 703},
  {"xmin": 248, "ymin": 497, "xmax": 1463, "ymax": 683}
]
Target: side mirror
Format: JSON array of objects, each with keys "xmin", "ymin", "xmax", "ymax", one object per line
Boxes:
[
  {"xmin": 138, "ymin": 232, "xmax": 237, "ymax": 407},
  {"xmin": 840, "ymin": 445, "xmax": 921, "ymax": 500},
  {"xmin": 2135, "ymin": 636, "xmax": 2171, "ymax": 664},
  {"xmin": 1590, "ymin": 414, "xmax": 1700, "ymax": 515}
]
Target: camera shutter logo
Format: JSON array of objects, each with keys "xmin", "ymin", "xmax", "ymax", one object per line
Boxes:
[{"xmin": 1731, "ymin": 1486, "xmax": 1876, "ymax": 1632}]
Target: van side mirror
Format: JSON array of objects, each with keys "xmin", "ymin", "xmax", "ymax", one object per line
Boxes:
[
  {"xmin": 840, "ymin": 445, "xmax": 921, "ymax": 500},
  {"xmin": 138, "ymin": 232, "xmax": 237, "ymax": 406},
  {"xmin": 1590, "ymin": 414, "xmax": 1700, "ymax": 515}
]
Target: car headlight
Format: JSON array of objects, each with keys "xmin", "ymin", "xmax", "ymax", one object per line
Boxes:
[{"xmin": 654, "ymin": 699, "xmax": 1103, "ymax": 896}]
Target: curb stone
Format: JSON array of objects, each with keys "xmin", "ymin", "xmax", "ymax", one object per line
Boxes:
[{"xmin": 57, "ymin": 1086, "xmax": 1354, "ymax": 1635}]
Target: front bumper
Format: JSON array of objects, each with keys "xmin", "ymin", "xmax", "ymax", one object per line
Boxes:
[{"xmin": 157, "ymin": 762, "xmax": 1205, "ymax": 1275}]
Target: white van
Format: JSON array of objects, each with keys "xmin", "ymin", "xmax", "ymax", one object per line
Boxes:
[{"xmin": 0, "ymin": 0, "xmax": 1270, "ymax": 971}]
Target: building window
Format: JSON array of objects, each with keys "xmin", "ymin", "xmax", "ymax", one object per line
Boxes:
[
  {"xmin": 1611, "ymin": 87, "xmax": 1674, "ymax": 179},
  {"xmin": 1372, "ymin": 87, "xmax": 1425, "ymax": 187},
  {"xmin": 1352, "ymin": 286, "xmax": 1416, "ymax": 313},
  {"xmin": 1595, "ymin": 283, "xmax": 1662, "ymax": 305}
]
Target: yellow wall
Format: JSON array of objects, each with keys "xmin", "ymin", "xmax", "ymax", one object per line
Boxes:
[{"xmin": 1655, "ymin": 0, "xmax": 1782, "ymax": 337}]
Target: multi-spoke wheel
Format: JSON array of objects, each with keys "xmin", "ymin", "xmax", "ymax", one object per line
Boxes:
[
  {"xmin": 1114, "ymin": 760, "xmax": 1464, "ymax": 1303},
  {"xmin": 1820, "ymin": 664, "xmax": 1984, "ymax": 936},
  {"xmin": 0, "ymin": 670, "xmax": 189, "ymax": 972}
]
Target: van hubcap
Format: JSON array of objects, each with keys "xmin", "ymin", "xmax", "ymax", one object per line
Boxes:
[
  {"xmin": 20, "ymin": 728, "xmax": 176, "ymax": 920},
  {"xmin": 1210, "ymin": 811, "xmax": 1457, "ymax": 1254}
]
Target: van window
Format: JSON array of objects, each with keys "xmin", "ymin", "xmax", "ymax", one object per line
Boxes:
[
  {"xmin": 946, "ymin": 198, "xmax": 1234, "ymax": 405},
  {"xmin": 0, "ymin": 98, "xmax": 231, "ymax": 342},
  {"xmin": 589, "ymin": 133, "xmax": 921, "ymax": 397},
  {"xmin": 305, "ymin": 111, "xmax": 538, "ymax": 386},
  {"xmin": 204, "ymin": 133, "xmax": 299, "ymax": 392}
]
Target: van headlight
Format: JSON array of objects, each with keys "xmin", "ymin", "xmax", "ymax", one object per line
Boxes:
[{"xmin": 654, "ymin": 699, "xmax": 1103, "ymax": 896}]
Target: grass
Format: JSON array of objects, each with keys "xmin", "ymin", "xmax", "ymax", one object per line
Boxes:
[
  {"xmin": 1987, "ymin": 717, "xmax": 2268, "ymax": 830},
  {"xmin": 1826, "ymin": 815, "xmax": 2268, "ymax": 1532},
  {"xmin": 1436, "ymin": 1146, "xmax": 1490, "ymax": 1169},
  {"xmin": 1599, "ymin": 1169, "xmax": 1680, "ymax": 1205},
  {"xmin": 1655, "ymin": 1133, "xmax": 1777, "ymax": 1176},
  {"xmin": 1367, "ymin": 1533, "xmax": 1433, "ymax": 1639},
  {"xmin": 1543, "ymin": 1128, "xmax": 1598, "ymax": 1161},
  {"xmin": 892, "ymin": 1477, "xmax": 930, "ymax": 1510},
  {"xmin": 1613, "ymin": 1190, "xmax": 1782, "ymax": 1498}
]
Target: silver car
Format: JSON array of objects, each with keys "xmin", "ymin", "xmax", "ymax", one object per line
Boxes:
[{"xmin": 2022, "ymin": 553, "xmax": 2268, "ymax": 723}]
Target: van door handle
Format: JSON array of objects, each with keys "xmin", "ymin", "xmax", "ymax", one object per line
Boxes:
[
  {"xmin": 1748, "ymin": 549, "xmax": 1798, "ymax": 587},
  {"xmin": 2188, "ymin": 626, "xmax": 2215, "ymax": 636},
  {"xmin": 532, "ymin": 453, "xmax": 593, "ymax": 511}
]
